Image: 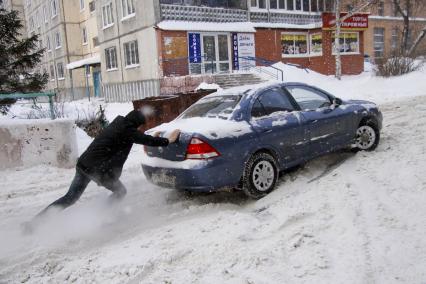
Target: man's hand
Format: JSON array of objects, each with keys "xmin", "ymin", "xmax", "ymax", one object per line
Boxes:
[
  {"xmin": 168, "ymin": 129, "xmax": 181, "ymax": 144},
  {"xmin": 153, "ymin": 131, "xmax": 162, "ymax": 137}
]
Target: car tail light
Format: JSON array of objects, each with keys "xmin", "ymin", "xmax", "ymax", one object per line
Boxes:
[{"xmin": 186, "ymin": 138, "xmax": 220, "ymax": 160}]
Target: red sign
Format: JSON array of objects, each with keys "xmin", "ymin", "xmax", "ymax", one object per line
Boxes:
[{"xmin": 322, "ymin": 12, "xmax": 369, "ymax": 30}]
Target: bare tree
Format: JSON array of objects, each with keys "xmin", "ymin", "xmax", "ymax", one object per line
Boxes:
[{"xmin": 392, "ymin": 0, "xmax": 426, "ymax": 56}]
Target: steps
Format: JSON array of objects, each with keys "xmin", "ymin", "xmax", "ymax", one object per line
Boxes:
[{"xmin": 214, "ymin": 73, "xmax": 266, "ymax": 89}]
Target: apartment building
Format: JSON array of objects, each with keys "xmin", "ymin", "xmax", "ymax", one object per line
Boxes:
[
  {"xmin": 97, "ymin": 0, "xmax": 371, "ymax": 101},
  {"xmin": 1, "ymin": 0, "xmax": 26, "ymax": 32},
  {"xmin": 364, "ymin": 0, "xmax": 426, "ymax": 60},
  {"xmin": 22, "ymin": 0, "xmax": 100, "ymax": 100}
]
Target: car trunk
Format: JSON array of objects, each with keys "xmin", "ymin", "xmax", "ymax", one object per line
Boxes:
[{"xmin": 145, "ymin": 132, "xmax": 193, "ymax": 162}]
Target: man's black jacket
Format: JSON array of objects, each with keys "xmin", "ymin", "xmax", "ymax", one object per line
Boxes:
[{"xmin": 77, "ymin": 110, "xmax": 169, "ymax": 184}]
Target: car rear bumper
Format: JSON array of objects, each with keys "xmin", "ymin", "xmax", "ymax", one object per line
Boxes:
[{"xmin": 142, "ymin": 158, "xmax": 242, "ymax": 192}]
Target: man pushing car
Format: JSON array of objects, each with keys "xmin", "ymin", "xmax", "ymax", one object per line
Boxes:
[{"xmin": 26, "ymin": 107, "xmax": 180, "ymax": 230}]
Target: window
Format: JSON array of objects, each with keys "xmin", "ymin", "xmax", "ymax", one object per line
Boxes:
[
  {"xmin": 89, "ymin": 1, "xmax": 95, "ymax": 12},
  {"xmin": 46, "ymin": 35, "xmax": 51, "ymax": 51},
  {"xmin": 286, "ymin": 86, "xmax": 331, "ymax": 110},
  {"xmin": 82, "ymin": 27, "xmax": 88, "ymax": 45},
  {"xmin": 391, "ymin": 27, "xmax": 398, "ymax": 50},
  {"xmin": 51, "ymin": 0, "xmax": 58, "ymax": 17},
  {"xmin": 286, "ymin": 0, "xmax": 293, "ymax": 10},
  {"xmin": 310, "ymin": 33, "xmax": 322, "ymax": 55},
  {"xmin": 80, "ymin": 0, "xmax": 84, "ymax": 10},
  {"xmin": 377, "ymin": 1, "xmax": 384, "ymax": 16},
  {"xmin": 251, "ymin": 0, "xmax": 266, "ymax": 9},
  {"xmin": 124, "ymin": 40, "xmax": 139, "ymax": 67},
  {"xmin": 35, "ymin": 10, "xmax": 40, "ymax": 28},
  {"xmin": 105, "ymin": 47, "xmax": 118, "ymax": 70},
  {"xmin": 121, "ymin": 0, "xmax": 135, "ymax": 18},
  {"xmin": 181, "ymin": 95, "xmax": 241, "ymax": 119},
  {"xmin": 252, "ymin": 88, "xmax": 295, "ymax": 118},
  {"xmin": 55, "ymin": 32, "xmax": 61, "ymax": 49},
  {"xmin": 29, "ymin": 16, "xmax": 34, "ymax": 31},
  {"xmin": 93, "ymin": 36, "xmax": 100, "ymax": 47},
  {"xmin": 49, "ymin": 65, "xmax": 55, "ymax": 80},
  {"xmin": 374, "ymin": 27, "xmax": 385, "ymax": 58},
  {"xmin": 102, "ymin": 2, "xmax": 114, "ymax": 28},
  {"xmin": 43, "ymin": 5, "xmax": 48, "ymax": 23},
  {"xmin": 56, "ymin": 62, "xmax": 64, "ymax": 79},
  {"xmin": 282, "ymin": 33, "xmax": 308, "ymax": 57},
  {"xmin": 332, "ymin": 32, "xmax": 359, "ymax": 54}
]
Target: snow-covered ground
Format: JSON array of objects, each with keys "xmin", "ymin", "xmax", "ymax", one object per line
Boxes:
[{"xmin": 1, "ymin": 66, "xmax": 426, "ymax": 283}]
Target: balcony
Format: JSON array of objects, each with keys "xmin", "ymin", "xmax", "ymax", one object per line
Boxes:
[
  {"xmin": 159, "ymin": 0, "xmax": 322, "ymax": 25},
  {"xmin": 160, "ymin": 0, "xmax": 249, "ymax": 22}
]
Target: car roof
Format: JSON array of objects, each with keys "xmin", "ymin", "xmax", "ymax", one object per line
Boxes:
[{"xmin": 206, "ymin": 81, "xmax": 312, "ymax": 99}]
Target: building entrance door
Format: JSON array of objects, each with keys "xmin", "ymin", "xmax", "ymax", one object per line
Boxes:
[{"xmin": 201, "ymin": 33, "xmax": 230, "ymax": 74}]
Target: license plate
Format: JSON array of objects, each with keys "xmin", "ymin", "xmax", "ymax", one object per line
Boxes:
[{"xmin": 151, "ymin": 171, "xmax": 176, "ymax": 186}]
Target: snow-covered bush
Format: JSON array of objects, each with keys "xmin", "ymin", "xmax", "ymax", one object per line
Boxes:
[
  {"xmin": 75, "ymin": 105, "xmax": 109, "ymax": 138},
  {"xmin": 376, "ymin": 56, "xmax": 423, "ymax": 77}
]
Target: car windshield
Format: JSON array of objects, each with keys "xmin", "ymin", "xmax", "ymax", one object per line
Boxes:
[{"xmin": 180, "ymin": 95, "xmax": 241, "ymax": 120}]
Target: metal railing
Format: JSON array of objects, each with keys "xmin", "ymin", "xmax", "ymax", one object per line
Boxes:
[
  {"xmin": 160, "ymin": 55, "xmax": 285, "ymax": 81},
  {"xmin": 0, "ymin": 92, "xmax": 57, "ymax": 119}
]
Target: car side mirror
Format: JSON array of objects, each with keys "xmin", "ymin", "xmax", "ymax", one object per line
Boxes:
[{"xmin": 333, "ymin": 97, "xmax": 343, "ymax": 107}]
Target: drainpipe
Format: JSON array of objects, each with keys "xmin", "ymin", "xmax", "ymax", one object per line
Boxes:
[
  {"xmin": 114, "ymin": 0, "xmax": 124, "ymax": 83},
  {"xmin": 60, "ymin": 0, "xmax": 75, "ymax": 100}
]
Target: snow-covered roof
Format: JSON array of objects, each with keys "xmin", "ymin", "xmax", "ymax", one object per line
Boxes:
[
  {"xmin": 66, "ymin": 54, "xmax": 101, "ymax": 70},
  {"xmin": 157, "ymin": 21, "xmax": 256, "ymax": 33},
  {"xmin": 156, "ymin": 20, "xmax": 323, "ymax": 32},
  {"xmin": 252, "ymin": 22, "xmax": 323, "ymax": 30}
]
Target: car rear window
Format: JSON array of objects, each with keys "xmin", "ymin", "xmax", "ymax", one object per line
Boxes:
[{"xmin": 180, "ymin": 95, "xmax": 241, "ymax": 120}]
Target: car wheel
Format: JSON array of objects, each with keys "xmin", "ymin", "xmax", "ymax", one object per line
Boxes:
[
  {"xmin": 242, "ymin": 152, "xmax": 279, "ymax": 199},
  {"xmin": 354, "ymin": 119, "xmax": 380, "ymax": 152}
]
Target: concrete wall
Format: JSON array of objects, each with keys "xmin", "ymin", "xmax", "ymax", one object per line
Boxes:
[{"xmin": 0, "ymin": 119, "xmax": 78, "ymax": 170}]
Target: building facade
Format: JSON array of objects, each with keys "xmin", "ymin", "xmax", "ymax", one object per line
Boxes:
[
  {"xmin": 22, "ymin": 0, "xmax": 101, "ymax": 101},
  {"xmin": 363, "ymin": 0, "xmax": 426, "ymax": 61},
  {"xmin": 97, "ymin": 0, "xmax": 369, "ymax": 101}
]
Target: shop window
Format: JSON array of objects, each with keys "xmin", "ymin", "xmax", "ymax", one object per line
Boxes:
[
  {"xmin": 310, "ymin": 33, "xmax": 322, "ymax": 55},
  {"xmin": 105, "ymin": 47, "xmax": 118, "ymax": 70},
  {"xmin": 124, "ymin": 40, "xmax": 139, "ymax": 67},
  {"xmin": 374, "ymin": 28, "xmax": 385, "ymax": 58},
  {"xmin": 332, "ymin": 32, "xmax": 359, "ymax": 54},
  {"xmin": 282, "ymin": 33, "xmax": 308, "ymax": 57}
]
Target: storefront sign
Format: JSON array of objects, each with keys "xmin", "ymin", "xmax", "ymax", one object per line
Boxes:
[
  {"xmin": 188, "ymin": 33, "xmax": 201, "ymax": 63},
  {"xmin": 232, "ymin": 33, "xmax": 256, "ymax": 70},
  {"xmin": 322, "ymin": 12, "xmax": 368, "ymax": 30}
]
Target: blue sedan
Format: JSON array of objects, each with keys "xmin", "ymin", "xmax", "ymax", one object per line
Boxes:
[{"xmin": 142, "ymin": 82, "xmax": 383, "ymax": 198}]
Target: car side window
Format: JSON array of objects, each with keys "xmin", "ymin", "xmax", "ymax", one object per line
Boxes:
[
  {"xmin": 251, "ymin": 88, "xmax": 295, "ymax": 118},
  {"xmin": 286, "ymin": 86, "xmax": 332, "ymax": 110}
]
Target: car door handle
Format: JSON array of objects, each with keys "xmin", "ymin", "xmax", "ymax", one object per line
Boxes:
[{"xmin": 262, "ymin": 129, "xmax": 272, "ymax": 134}]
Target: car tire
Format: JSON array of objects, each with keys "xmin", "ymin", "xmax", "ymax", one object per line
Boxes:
[
  {"xmin": 353, "ymin": 119, "xmax": 380, "ymax": 152},
  {"xmin": 242, "ymin": 152, "xmax": 279, "ymax": 199}
]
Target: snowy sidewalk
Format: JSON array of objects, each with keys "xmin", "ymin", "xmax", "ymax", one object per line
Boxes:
[{"xmin": 1, "ymin": 97, "xmax": 426, "ymax": 283}]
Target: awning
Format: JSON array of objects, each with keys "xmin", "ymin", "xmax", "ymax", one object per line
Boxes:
[{"xmin": 66, "ymin": 54, "xmax": 101, "ymax": 70}]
